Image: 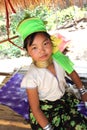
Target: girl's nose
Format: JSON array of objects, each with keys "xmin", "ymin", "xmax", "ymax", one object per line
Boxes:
[{"xmin": 39, "ymin": 46, "xmax": 45, "ymax": 53}]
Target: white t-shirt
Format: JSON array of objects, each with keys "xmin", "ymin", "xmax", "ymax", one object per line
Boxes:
[{"xmin": 21, "ymin": 60, "xmax": 67, "ymax": 101}]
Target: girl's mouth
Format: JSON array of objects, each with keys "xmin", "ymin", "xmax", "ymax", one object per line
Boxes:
[{"xmin": 40, "ymin": 54, "xmax": 48, "ymax": 60}]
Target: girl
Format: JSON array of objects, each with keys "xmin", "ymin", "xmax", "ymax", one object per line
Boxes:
[{"xmin": 17, "ymin": 18, "xmax": 87, "ymax": 130}]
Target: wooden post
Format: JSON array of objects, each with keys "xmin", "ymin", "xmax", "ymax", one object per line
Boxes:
[{"xmin": 79, "ymin": 0, "xmax": 83, "ymax": 8}]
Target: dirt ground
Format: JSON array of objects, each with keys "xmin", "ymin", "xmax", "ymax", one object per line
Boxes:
[
  {"xmin": 0, "ymin": 104, "xmax": 31, "ymax": 130},
  {"xmin": 58, "ymin": 24, "xmax": 87, "ymax": 61}
]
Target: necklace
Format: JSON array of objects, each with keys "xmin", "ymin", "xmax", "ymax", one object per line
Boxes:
[{"xmin": 34, "ymin": 57, "xmax": 53, "ymax": 68}]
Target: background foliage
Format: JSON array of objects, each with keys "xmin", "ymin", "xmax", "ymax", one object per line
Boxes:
[{"xmin": 0, "ymin": 4, "xmax": 87, "ymax": 59}]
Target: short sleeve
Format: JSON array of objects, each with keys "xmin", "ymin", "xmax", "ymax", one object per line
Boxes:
[{"xmin": 21, "ymin": 65, "xmax": 38, "ymax": 89}]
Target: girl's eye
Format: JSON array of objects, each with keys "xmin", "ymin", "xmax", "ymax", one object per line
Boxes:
[
  {"xmin": 43, "ymin": 40, "xmax": 50, "ymax": 45},
  {"xmin": 32, "ymin": 46, "xmax": 37, "ymax": 50}
]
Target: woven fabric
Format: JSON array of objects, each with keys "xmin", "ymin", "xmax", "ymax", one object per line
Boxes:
[{"xmin": 0, "ymin": 73, "xmax": 29, "ymax": 120}]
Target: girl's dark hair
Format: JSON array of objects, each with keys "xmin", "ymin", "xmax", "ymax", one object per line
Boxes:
[{"xmin": 24, "ymin": 32, "xmax": 51, "ymax": 51}]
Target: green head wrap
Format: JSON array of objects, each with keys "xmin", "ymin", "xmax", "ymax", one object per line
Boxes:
[{"xmin": 17, "ymin": 17, "xmax": 47, "ymax": 40}]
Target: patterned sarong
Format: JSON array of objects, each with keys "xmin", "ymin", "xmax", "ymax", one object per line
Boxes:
[{"xmin": 29, "ymin": 92, "xmax": 87, "ymax": 130}]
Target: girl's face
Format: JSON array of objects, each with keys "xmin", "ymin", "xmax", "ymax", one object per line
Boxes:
[{"xmin": 27, "ymin": 33, "xmax": 52, "ymax": 62}]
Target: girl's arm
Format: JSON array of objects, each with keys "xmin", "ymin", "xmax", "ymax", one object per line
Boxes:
[
  {"xmin": 68, "ymin": 70, "xmax": 83, "ymax": 89},
  {"xmin": 68, "ymin": 70, "xmax": 87, "ymax": 102},
  {"xmin": 26, "ymin": 88, "xmax": 49, "ymax": 128}
]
